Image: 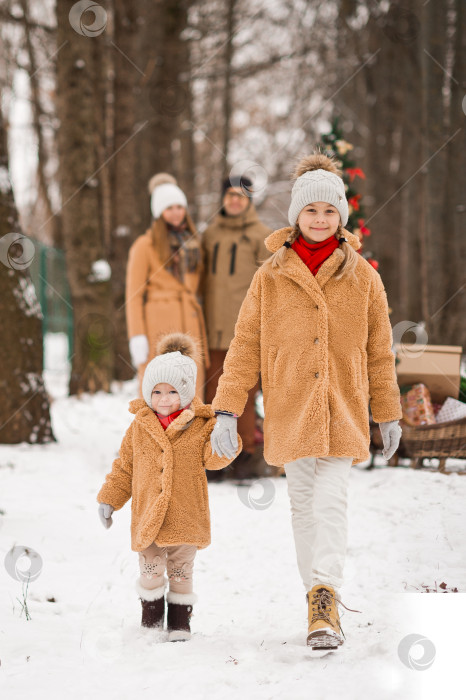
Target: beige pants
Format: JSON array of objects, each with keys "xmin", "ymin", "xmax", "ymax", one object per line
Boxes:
[{"xmin": 138, "ymin": 543, "xmax": 197, "ymax": 594}]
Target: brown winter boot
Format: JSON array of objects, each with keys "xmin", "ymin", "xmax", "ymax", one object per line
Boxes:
[
  {"xmin": 135, "ymin": 580, "xmax": 166, "ymax": 629},
  {"xmin": 306, "ymin": 584, "xmax": 345, "ymax": 650},
  {"xmin": 166, "ymin": 591, "xmax": 197, "ymax": 642}
]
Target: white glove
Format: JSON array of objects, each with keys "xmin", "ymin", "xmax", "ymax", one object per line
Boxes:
[
  {"xmin": 98, "ymin": 503, "xmax": 114, "ymax": 529},
  {"xmin": 210, "ymin": 414, "xmax": 238, "ymax": 460},
  {"xmin": 129, "ymin": 334, "xmax": 149, "ymax": 367},
  {"xmin": 379, "ymin": 420, "xmax": 402, "ymax": 460}
]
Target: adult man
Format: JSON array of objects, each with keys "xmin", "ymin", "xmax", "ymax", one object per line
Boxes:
[{"xmin": 202, "ymin": 175, "xmax": 270, "ymax": 482}]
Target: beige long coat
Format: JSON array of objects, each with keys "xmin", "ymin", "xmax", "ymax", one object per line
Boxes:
[
  {"xmin": 97, "ymin": 396, "xmax": 242, "ymax": 551},
  {"xmin": 126, "ymin": 230, "xmax": 209, "ymax": 397},
  {"xmin": 201, "ymin": 204, "xmax": 270, "ymax": 350},
  {"xmin": 212, "ymin": 227, "xmax": 402, "ymax": 467}
]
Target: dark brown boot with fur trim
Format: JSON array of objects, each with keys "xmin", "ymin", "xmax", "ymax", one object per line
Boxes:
[
  {"xmin": 166, "ymin": 591, "xmax": 197, "ymax": 642},
  {"xmin": 135, "ymin": 580, "xmax": 166, "ymax": 629}
]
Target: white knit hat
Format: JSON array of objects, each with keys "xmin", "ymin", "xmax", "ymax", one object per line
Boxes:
[
  {"xmin": 142, "ymin": 333, "xmax": 198, "ymax": 409},
  {"xmin": 288, "ymin": 154, "xmax": 348, "ymax": 227},
  {"xmin": 150, "ymin": 183, "xmax": 187, "ymax": 220}
]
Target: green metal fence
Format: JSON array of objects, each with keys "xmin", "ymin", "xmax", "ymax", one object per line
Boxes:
[{"xmin": 29, "ymin": 241, "xmax": 73, "ymax": 361}]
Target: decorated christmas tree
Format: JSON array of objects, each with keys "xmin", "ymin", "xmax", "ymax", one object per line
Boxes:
[{"xmin": 319, "ymin": 118, "xmax": 379, "ymax": 270}]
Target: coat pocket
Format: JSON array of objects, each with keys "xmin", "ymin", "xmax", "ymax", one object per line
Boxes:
[
  {"xmin": 194, "ymin": 473, "xmax": 208, "ymax": 514},
  {"xmin": 348, "ymin": 353, "xmax": 362, "ymax": 390},
  {"xmin": 349, "ymin": 349, "xmax": 368, "ymax": 393},
  {"xmin": 359, "ymin": 348, "xmax": 369, "ymax": 394},
  {"xmin": 266, "ymin": 346, "xmax": 278, "ymax": 388}
]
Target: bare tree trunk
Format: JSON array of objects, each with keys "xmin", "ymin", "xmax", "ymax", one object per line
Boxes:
[
  {"xmin": 19, "ymin": 0, "xmax": 61, "ymax": 247},
  {"xmin": 221, "ymin": 0, "xmax": 236, "ymax": 175},
  {"xmin": 55, "ymin": 0, "xmax": 113, "ymax": 394},
  {"xmin": 335, "ymin": 1, "xmax": 460, "ymax": 345},
  {"xmin": 420, "ymin": 0, "xmax": 449, "ymax": 342},
  {"xmin": 336, "ymin": 7, "xmax": 403, "ymax": 302},
  {"xmin": 383, "ymin": 1, "xmax": 425, "ymax": 329},
  {"xmin": 442, "ymin": 0, "xmax": 466, "ymax": 348},
  {"xmin": 176, "ymin": 8, "xmax": 196, "ymax": 212},
  {"xmin": 110, "ymin": 0, "xmax": 194, "ymax": 381},
  {"xmin": 365, "ymin": 14, "xmax": 403, "ymax": 300},
  {"xmin": 0, "ymin": 108, "xmax": 54, "ymax": 444},
  {"xmin": 109, "ymin": 0, "xmax": 145, "ymax": 381},
  {"xmin": 177, "ymin": 73, "xmax": 196, "ymax": 216},
  {"xmin": 132, "ymin": 0, "xmax": 191, "ymax": 229}
]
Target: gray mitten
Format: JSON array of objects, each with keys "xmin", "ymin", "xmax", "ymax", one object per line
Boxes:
[
  {"xmin": 379, "ymin": 420, "xmax": 402, "ymax": 460},
  {"xmin": 210, "ymin": 413, "xmax": 238, "ymax": 459},
  {"xmin": 98, "ymin": 503, "xmax": 114, "ymax": 529}
]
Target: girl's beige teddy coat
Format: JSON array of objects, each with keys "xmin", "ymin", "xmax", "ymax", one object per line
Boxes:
[
  {"xmin": 97, "ymin": 396, "xmax": 242, "ymax": 551},
  {"xmin": 212, "ymin": 226, "xmax": 402, "ymax": 467}
]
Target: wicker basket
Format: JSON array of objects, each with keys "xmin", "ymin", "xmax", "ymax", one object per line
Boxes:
[{"xmin": 399, "ymin": 416, "xmax": 466, "ymax": 473}]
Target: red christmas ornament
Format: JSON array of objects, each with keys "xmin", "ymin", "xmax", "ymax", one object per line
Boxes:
[
  {"xmin": 357, "ymin": 218, "xmax": 371, "ymax": 236},
  {"xmin": 348, "ymin": 194, "xmax": 361, "ymax": 211},
  {"xmin": 368, "ymin": 258, "xmax": 379, "ymax": 270},
  {"xmin": 346, "ymin": 167, "xmax": 366, "ymax": 182}
]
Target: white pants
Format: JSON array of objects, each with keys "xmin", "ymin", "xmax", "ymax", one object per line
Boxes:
[{"xmin": 284, "ymin": 455, "xmax": 353, "ymax": 596}]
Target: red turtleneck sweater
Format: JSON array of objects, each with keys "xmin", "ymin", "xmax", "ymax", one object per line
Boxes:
[
  {"xmin": 155, "ymin": 406, "xmax": 186, "ymax": 430},
  {"xmin": 291, "ymin": 233, "xmax": 339, "ymax": 276}
]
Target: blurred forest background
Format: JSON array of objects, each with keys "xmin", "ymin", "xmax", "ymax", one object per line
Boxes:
[{"xmin": 0, "ymin": 0, "xmax": 464, "ymax": 442}]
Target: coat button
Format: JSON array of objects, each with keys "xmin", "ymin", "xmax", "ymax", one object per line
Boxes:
[
  {"xmin": 315, "ymin": 372, "xmax": 319, "ymax": 378},
  {"xmin": 314, "ymin": 337, "xmax": 319, "ymax": 344}
]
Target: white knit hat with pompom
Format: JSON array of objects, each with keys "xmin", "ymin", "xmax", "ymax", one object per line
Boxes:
[
  {"xmin": 288, "ymin": 153, "xmax": 348, "ymax": 227},
  {"xmin": 148, "ymin": 173, "xmax": 187, "ymax": 220},
  {"xmin": 142, "ymin": 333, "xmax": 198, "ymax": 409}
]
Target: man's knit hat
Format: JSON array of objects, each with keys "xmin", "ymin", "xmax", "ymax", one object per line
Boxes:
[
  {"xmin": 288, "ymin": 153, "xmax": 348, "ymax": 227},
  {"xmin": 148, "ymin": 173, "xmax": 187, "ymax": 220},
  {"xmin": 142, "ymin": 333, "xmax": 199, "ymax": 409},
  {"xmin": 221, "ymin": 174, "xmax": 253, "ymax": 199}
]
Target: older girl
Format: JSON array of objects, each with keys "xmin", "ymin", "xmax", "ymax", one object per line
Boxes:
[{"xmin": 210, "ymin": 152, "xmax": 402, "ymax": 652}]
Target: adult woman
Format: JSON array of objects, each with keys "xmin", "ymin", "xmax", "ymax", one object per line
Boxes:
[{"xmin": 126, "ymin": 174, "xmax": 209, "ymax": 399}]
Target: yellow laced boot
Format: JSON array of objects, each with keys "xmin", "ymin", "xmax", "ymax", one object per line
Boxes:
[{"xmin": 306, "ymin": 584, "xmax": 345, "ymax": 649}]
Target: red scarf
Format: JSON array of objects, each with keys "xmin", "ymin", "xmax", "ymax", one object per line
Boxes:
[
  {"xmin": 155, "ymin": 407, "xmax": 186, "ymax": 431},
  {"xmin": 291, "ymin": 233, "xmax": 339, "ymax": 276}
]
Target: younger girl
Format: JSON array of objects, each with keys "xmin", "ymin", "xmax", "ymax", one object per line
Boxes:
[
  {"xmin": 210, "ymin": 152, "xmax": 402, "ymax": 651},
  {"xmin": 97, "ymin": 333, "xmax": 241, "ymax": 641}
]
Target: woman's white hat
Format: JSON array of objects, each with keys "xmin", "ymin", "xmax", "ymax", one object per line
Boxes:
[{"xmin": 148, "ymin": 172, "xmax": 187, "ymax": 219}]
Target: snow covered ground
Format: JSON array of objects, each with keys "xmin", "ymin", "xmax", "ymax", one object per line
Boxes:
[{"xmin": 1, "ymin": 334, "xmax": 465, "ymax": 699}]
